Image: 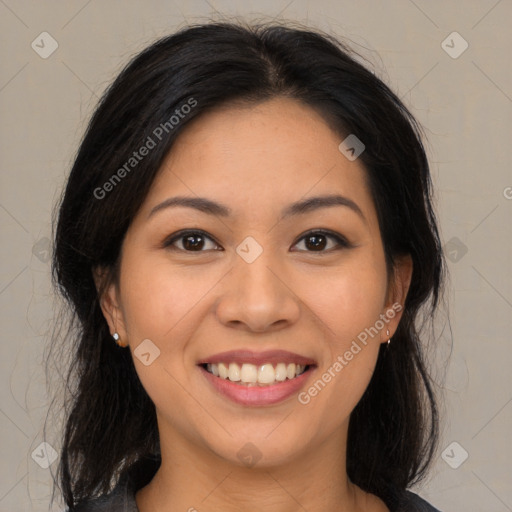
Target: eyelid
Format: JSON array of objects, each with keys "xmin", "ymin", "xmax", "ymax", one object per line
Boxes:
[{"xmin": 163, "ymin": 228, "xmax": 352, "ymax": 253}]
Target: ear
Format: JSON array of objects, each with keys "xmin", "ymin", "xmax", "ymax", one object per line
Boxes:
[
  {"xmin": 93, "ymin": 266, "xmax": 128, "ymax": 345},
  {"xmin": 379, "ymin": 254, "xmax": 413, "ymax": 343}
]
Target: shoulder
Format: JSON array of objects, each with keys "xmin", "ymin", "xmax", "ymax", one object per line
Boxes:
[
  {"xmin": 64, "ymin": 454, "xmax": 160, "ymax": 512},
  {"xmin": 66, "ymin": 479, "xmax": 138, "ymax": 512},
  {"xmin": 395, "ymin": 490, "xmax": 442, "ymax": 512}
]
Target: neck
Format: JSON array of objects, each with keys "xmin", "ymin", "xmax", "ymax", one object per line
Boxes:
[{"xmin": 135, "ymin": 426, "xmax": 388, "ymax": 512}]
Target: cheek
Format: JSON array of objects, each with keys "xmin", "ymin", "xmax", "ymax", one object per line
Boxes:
[
  {"xmin": 119, "ymin": 255, "xmax": 211, "ymax": 342},
  {"xmin": 303, "ymin": 259, "xmax": 388, "ymax": 346},
  {"xmin": 118, "ymin": 256, "xmax": 210, "ymax": 421},
  {"xmin": 294, "ymin": 253, "xmax": 387, "ymax": 416}
]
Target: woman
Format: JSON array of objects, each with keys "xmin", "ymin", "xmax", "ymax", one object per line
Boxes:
[{"xmin": 51, "ymin": 20, "xmax": 445, "ymax": 512}]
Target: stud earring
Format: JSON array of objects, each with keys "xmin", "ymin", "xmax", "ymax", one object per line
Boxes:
[
  {"xmin": 113, "ymin": 332, "xmax": 126, "ymax": 347},
  {"xmin": 386, "ymin": 329, "xmax": 391, "ymax": 346}
]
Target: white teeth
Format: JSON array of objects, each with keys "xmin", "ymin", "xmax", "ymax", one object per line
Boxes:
[
  {"xmin": 240, "ymin": 363, "xmax": 258, "ymax": 383},
  {"xmin": 275, "ymin": 363, "xmax": 287, "ymax": 381},
  {"xmin": 205, "ymin": 362, "xmax": 309, "ymax": 385},
  {"xmin": 218, "ymin": 362, "xmax": 229, "ymax": 379},
  {"xmin": 228, "ymin": 363, "xmax": 241, "ymax": 381},
  {"xmin": 258, "ymin": 363, "xmax": 275, "ymax": 384},
  {"xmin": 207, "ymin": 363, "xmax": 219, "ymax": 377}
]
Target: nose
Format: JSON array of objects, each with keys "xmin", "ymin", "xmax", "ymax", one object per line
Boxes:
[{"xmin": 215, "ymin": 252, "xmax": 301, "ymax": 333}]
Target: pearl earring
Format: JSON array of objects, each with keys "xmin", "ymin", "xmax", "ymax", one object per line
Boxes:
[{"xmin": 113, "ymin": 332, "xmax": 125, "ymax": 347}]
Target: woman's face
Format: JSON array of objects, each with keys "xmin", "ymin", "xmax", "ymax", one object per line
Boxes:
[{"xmin": 101, "ymin": 97, "xmax": 411, "ymax": 469}]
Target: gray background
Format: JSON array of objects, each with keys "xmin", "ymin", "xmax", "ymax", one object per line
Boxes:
[{"xmin": 1, "ymin": 1, "xmax": 511, "ymax": 511}]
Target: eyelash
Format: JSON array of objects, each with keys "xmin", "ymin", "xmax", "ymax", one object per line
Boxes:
[{"xmin": 162, "ymin": 229, "xmax": 352, "ymax": 254}]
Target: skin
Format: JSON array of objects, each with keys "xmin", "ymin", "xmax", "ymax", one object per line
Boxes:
[{"xmin": 98, "ymin": 96, "xmax": 412, "ymax": 512}]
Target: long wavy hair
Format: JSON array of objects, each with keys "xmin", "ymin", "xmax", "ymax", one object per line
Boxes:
[{"xmin": 48, "ymin": 19, "xmax": 445, "ymax": 511}]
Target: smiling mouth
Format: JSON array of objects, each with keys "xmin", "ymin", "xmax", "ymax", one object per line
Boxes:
[{"xmin": 200, "ymin": 362, "xmax": 315, "ymax": 387}]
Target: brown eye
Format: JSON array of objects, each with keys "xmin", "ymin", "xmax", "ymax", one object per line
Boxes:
[
  {"xmin": 164, "ymin": 230, "xmax": 221, "ymax": 252},
  {"xmin": 182, "ymin": 233, "xmax": 206, "ymax": 251},
  {"xmin": 304, "ymin": 233, "xmax": 328, "ymax": 251},
  {"xmin": 292, "ymin": 230, "xmax": 351, "ymax": 253}
]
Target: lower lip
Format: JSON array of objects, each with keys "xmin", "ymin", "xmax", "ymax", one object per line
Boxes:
[{"xmin": 198, "ymin": 365, "xmax": 315, "ymax": 406}]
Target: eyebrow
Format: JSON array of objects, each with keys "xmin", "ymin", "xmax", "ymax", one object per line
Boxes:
[{"xmin": 148, "ymin": 194, "xmax": 365, "ymax": 222}]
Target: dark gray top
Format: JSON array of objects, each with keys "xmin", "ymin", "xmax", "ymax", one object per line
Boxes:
[{"xmin": 69, "ymin": 457, "xmax": 442, "ymax": 512}]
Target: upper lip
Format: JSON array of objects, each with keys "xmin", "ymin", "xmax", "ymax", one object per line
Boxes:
[{"xmin": 197, "ymin": 349, "xmax": 317, "ymax": 367}]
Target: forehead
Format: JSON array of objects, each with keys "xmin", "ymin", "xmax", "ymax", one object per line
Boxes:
[{"xmin": 140, "ymin": 97, "xmax": 376, "ymax": 224}]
